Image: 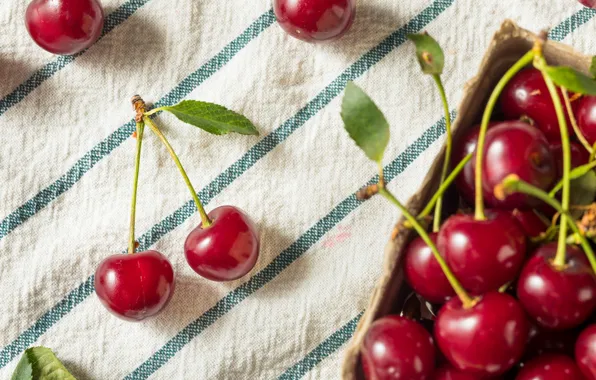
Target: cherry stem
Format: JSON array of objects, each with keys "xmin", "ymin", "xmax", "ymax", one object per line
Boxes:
[
  {"xmin": 474, "ymin": 50, "xmax": 535, "ymax": 221},
  {"xmin": 497, "ymin": 175, "xmax": 596, "ymax": 273},
  {"xmin": 142, "ymin": 115, "xmax": 212, "ymax": 228},
  {"xmin": 377, "ymin": 182, "xmax": 475, "ymax": 308},
  {"xmin": 432, "ymin": 74, "xmax": 452, "ymax": 232},
  {"xmin": 128, "ymin": 121, "xmax": 144, "ymax": 254},
  {"xmin": 562, "ymin": 88, "xmax": 593, "ymax": 155}
]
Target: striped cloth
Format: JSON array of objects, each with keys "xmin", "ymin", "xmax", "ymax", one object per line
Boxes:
[{"xmin": 0, "ymin": 0, "xmax": 594, "ymax": 378}]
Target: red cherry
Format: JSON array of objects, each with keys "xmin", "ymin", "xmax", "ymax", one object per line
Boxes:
[
  {"xmin": 184, "ymin": 206, "xmax": 260, "ymax": 281},
  {"xmin": 516, "ymin": 354, "xmax": 585, "ymax": 380},
  {"xmin": 404, "ymin": 233, "xmax": 455, "ymax": 304},
  {"xmin": 361, "ymin": 315, "xmax": 435, "ymax": 380},
  {"xmin": 549, "ymin": 141, "xmax": 590, "ymax": 177},
  {"xmin": 273, "ymin": 0, "xmax": 355, "ymax": 42},
  {"xmin": 511, "ymin": 209, "xmax": 548, "ymax": 239},
  {"xmin": 500, "ymin": 68, "xmax": 575, "ymax": 142},
  {"xmin": 524, "ymin": 324, "xmax": 578, "ymax": 360},
  {"xmin": 577, "ymin": 95, "xmax": 596, "ymax": 145},
  {"xmin": 435, "ymin": 292, "xmax": 529, "ymax": 376},
  {"xmin": 481, "ymin": 121, "xmax": 556, "ymax": 210},
  {"xmin": 516, "ymin": 243, "xmax": 596, "ymax": 330},
  {"xmin": 579, "ymin": 0, "xmax": 596, "ymax": 8},
  {"xmin": 437, "ymin": 211, "xmax": 526, "ymax": 294},
  {"xmin": 454, "ymin": 125, "xmax": 481, "ymax": 205},
  {"xmin": 433, "ymin": 364, "xmax": 501, "ymax": 379},
  {"xmin": 25, "ymin": 0, "xmax": 104, "ymax": 55},
  {"xmin": 94, "ymin": 250, "xmax": 175, "ymax": 321},
  {"xmin": 575, "ymin": 324, "xmax": 596, "ymax": 380}
]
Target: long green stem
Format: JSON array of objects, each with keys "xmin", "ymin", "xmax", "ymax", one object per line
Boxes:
[
  {"xmin": 432, "ymin": 74, "xmax": 452, "ymax": 232},
  {"xmin": 143, "ymin": 116, "xmax": 212, "ymax": 228},
  {"xmin": 562, "ymin": 88, "xmax": 593, "ymax": 155},
  {"xmin": 129, "ymin": 122, "xmax": 145, "ymax": 254},
  {"xmin": 377, "ymin": 186, "xmax": 474, "ymax": 307},
  {"xmin": 474, "ymin": 50, "xmax": 535, "ymax": 220},
  {"xmin": 498, "ymin": 176, "xmax": 596, "ymax": 273}
]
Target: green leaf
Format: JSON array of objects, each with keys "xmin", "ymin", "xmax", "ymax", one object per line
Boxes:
[
  {"xmin": 407, "ymin": 32, "xmax": 444, "ymax": 75},
  {"xmin": 543, "ymin": 65, "xmax": 596, "ymax": 95},
  {"xmin": 590, "ymin": 56, "xmax": 596, "ymax": 79},
  {"xmin": 340, "ymin": 82, "xmax": 390, "ymax": 163},
  {"xmin": 570, "ymin": 169, "xmax": 596, "ymax": 218},
  {"xmin": 12, "ymin": 347, "xmax": 76, "ymax": 380},
  {"xmin": 155, "ymin": 100, "xmax": 259, "ymax": 136},
  {"xmin": 549, "ymin": 161, "xmax": 596, "ymax": 196}
]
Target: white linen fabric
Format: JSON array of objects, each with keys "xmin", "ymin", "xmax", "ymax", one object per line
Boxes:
[{"xmin": 0, "ymin": 0, "xmax": 594, "ymax": 378}]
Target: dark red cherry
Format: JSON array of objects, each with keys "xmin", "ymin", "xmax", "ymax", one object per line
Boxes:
[
  {"xmin": 454, "ymin": 125, "xmax": 480, "ymax": 205},
  {"xmin": 575, "ymin": 324, "xmax": 596, "ymax": 380},
  {"xmin": 516, "ymin": 243, "xmax": 596, "ymax": 330},
  {"xmin": 437, "ymin": 211, "xmax": 526, "ymax": 294},
  {"xmin": 435, "ymin": 292, "xmax": 529, "ymax": 376},
  {"xmin": 580, "ymin": 0, "xmax": 596, "ymax": 8},
  {"xmin": 184, "ymin": 205, "xmax": 259, "ymax": 282},
  {"xmin": 577, "ymin": 95, "xmax": 596, "ymax": 145},
  {"xmin": 404, "ymin": 233, "xmax": 455, "ymax": 304},
  {"xmin": 481, "ymin": 121, "xmax": 556, "ymax": 209},
  {"xmin": 549, "ymin": 141, "xmax": 590, "ymax": 177},
  {"xmin": 516, "ymin": 354, "xmax": 585, "ymax": 380},
  {"xmin": 273, "ymin": 0, "xmax": 355, "ymax": 42},
  {"xmin": 500, "ymin": 68, "xmax": 576, "ymax": 142},
  {"xmin": 524, "ymin": 324, "xmax": 578, "ymax": 360},
  {"xmin": 25, "ymin": 0, "xmax": 104, "ymax": 55},
  {"xmin": 94, "ymin": 250, "xmax": 175, "ymax": 321},
  {"xmin": 511, "ymin": 209, "xmax": 548, "ymax": 239},
  {"xmin": 361, "ymin": 315, "xmax": 435, "ymax": 380},
  {"xmin": 433, "ymin": 364, "xmax": 501, "ymax": 379}
]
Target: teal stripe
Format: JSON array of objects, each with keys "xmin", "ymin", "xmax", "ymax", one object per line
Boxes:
[
  {"xmin": 278, "ymin": 313, "xmax": 363, "ymax": 380},
  {"xmin": 0, "ymin": 10, "xmax": 276, "ymax": 242},
  {"xmin": 0, "ymin": 0, "xmax": 152, "ymax": 116}
]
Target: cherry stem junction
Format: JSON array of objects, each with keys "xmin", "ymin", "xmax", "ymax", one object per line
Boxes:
[
  {"xmin": 474, "ymin": 50, "xmax": 535, "ymax": 220},
  {"xmin": 142, "ymin": 115, "xmax": 212, "ymax": 228},
  {"xmin": 128, "ymin": 121, "xmax": 144, "ymax": 254}
]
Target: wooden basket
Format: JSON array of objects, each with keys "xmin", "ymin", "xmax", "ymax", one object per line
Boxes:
[{"xmin": 341, "ymin": 19, "xmax": 593, "ymax": 380}]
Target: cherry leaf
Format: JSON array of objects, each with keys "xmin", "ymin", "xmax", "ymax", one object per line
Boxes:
[
  {"xmin": 569, "ymin": 169, "xmax": 596, "ymax": 218},
  {"xmin": 156, "ymin": 100, "xmax": 259, "ymax": 136},
  {"xmin": 12, "ymin": 347, "xmax": 76, "ymax": 380},
  {"xmin": 341, "ymin": 82, "xmax": 390, "ymax": 163},
  {"xmin": 407, "ymin": 32, "xmax": 444, "ymax": 75},
  {"xmin": 543, "ymin": 65, "xmax": 596, "ymax": 95}
]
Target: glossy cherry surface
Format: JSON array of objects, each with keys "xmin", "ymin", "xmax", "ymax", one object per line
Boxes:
[
  {"xmin": 273, "ymin": 0, "xmax": 355, "ymax": 42},
  {"xmin": 575, "ymin": 324, "xmax": 596, "ymax": 380},
  {"xmin": 361, "ymin": 315, "xmax": 435, "ymax": 380},
  {"xmin": 516, "ymin": 243, "xmax": 596, "ymax": 330},
  {"xmin": 404, "ymin": 233, "xmax": 455, "ymax": 304},
  {"xmin": 433, "ymin": 364, "xmax": 500, "ymax": 379},
  {"xmin": 500, "ymin": 68, "xmax": 575, "ymax": 142},
  {"xmin": 577, "ymin": 95, "xmax": 596, "ymax": 145},
  {"xmin": 437, "ymin": 211, "xmax": 526, "ymax": 294},
  {"xmin": 435, "ymin": 292, "xmax": 529, "ymax": 376},
  {"xmin": 511, "ymin": 209, "xmax": 548, "ymax": 239},
  {"xmin": 580, "ymin": 0, "xmax": 596, "ymax": 8},
  {"xmin": 454, "ymin": 125, "xmax": 481, "ymax": 205},
  {"xmin": 25, "ymin": 0, "xmax": 104, "ymax": 55},
  {"xmin": 549, "ymin": 141, "xmax": 590, "ymax": 177},
  {"xmin": 481, "ymin": 121, "xmax": 556, "ymax": 209},
  {"xmin": 185, "ymin": 205, "xmax": 260, "ymax": 281},
  {"xmin": 515, "ymin": 354, "xmax": 584, "ymax": 380},
  {"xmin": 94, "ymin": 250, "xmax": 175, "ymax": 321}
]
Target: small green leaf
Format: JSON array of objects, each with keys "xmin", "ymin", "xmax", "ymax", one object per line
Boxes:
[
  {"xmin": 407, "ymin": 33, "xmax": 444, "ymax": 75},
  {"xmin": 570, "ymin": 169, "xmax": 596, "ymax": 218},
  {"xmin": 549, "ymin": 161, "xmax": 596, "ymax": 196},
  {"xmin": 12, "ymin": 347, "xmax": 76, "ymax": 380},
  {"xmin": 590, "ymin": 57, "xmax": 596, "ymax": 79},
  {"xmin": 341, "ymin": 82, "xmax": 390, "ymax": 163},
  {"xmin": 543, "ymin": 65, "xmax": 596, "ymax": 95},
  {"xmin": 155, "ymin": 100, "xmax": 259, "ymax": 136}
]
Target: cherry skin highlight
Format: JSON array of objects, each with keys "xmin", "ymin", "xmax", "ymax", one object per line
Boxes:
[
  {"xmin": 184, "ymin": 206, "xmax": 260, "ymax": 282},
  {"xmin": 25, "ymin": 0, "xmax": 104, "ymax": 55},
  {"xmin": 515, "ymin": 354, "xmax": 585, "ymax": 380},
  {"xmin": 434, "ymin": 292, "xmax": 529, "ymax": 377},
  {"xmin": 94, "ymin": 250, "xmax": 175, "ymax": 321},
  {"xmin": 361, "ymin": 315, "xmax": 435, "ymax": 380},
  {"xmin": 404, "ymin": 233, "xmax": 455, "ymax": 304},
  {"xmin": 575, "ymin": 324, "xmax": 596, "ymax": 380},
  {"xmin": 273, "ymin": 0, "xmax": 355, "ymax": 42},
  {"xmin": 516, "ymin": 243, "xmax": 596, "ymax": 330},
  {"xmin": 437, "ymin": 210, "xmax": 526, "ymax": 294}
]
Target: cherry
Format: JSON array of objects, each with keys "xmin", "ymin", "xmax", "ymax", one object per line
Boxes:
[
  {"xmin": 500, "ymin": 68, "xmax": 575, "ymax": 142},
  {"xmin": 434, "ymin": 292, "xmax": 529, "ymax": 376},
  {"xmin": 437, "ymin": 210, "xmax": 526, "ymax": 294},
  {"xmin": 524, "ymin": 324, "xmax": 578, "ymax": 360},
  {"xmin": 25, "ymin": 0, "xmax": 104, "ymax": 55},
  {"xmin": 516, "ymin": 243, "xmax": 596, "ymax": 330},
  {"xmin": 549, "ymin": 141, "xmax": 590, "ymax": 177},
  {"xmin": 404, "ymin": 233, "xmax": 455, "ymax": 304},
  {"xmin": 361, "ymin": 315, "xmax": 435, "ymax": 380},
  {"xmin": 273, "ymin": 0, "xmax": 355, "ymax": 42},
  {"xmin": 481, "ymin": 121, "xmax": 556, "ymax": 210},
  {"xmin": 184, "ymin": 205, "xmax": 260, "ymax": 281},
  {"xmin": 454, "ymin": 125, "xmax": 481, "ymax": 205},
  {"xmin": 575, "ymin": 324, "xmax": 596, "ymax": 380},
  {"xmin": 433, "ymin": 364, "xmax": 501, "ymax": 379},
  {"xmin": 511, "ymin": 209, "xmax": 548, "ymax": 239},
  {"xmin": 579, "ymin": 0, "xmax": 596, "ymax": 10},
  {"xmin": 577, "ymin": 95, "xmax": 596, "ymax": 145},
  {"xmin": 94, "ymin": 250, "xmax": 175, "ymax": 321},
  {"xmin": 515, "ymin": 354, "xmax": 585, "ymax": 380}
]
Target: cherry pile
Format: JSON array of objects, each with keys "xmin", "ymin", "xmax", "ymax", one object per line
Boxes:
[{"xmin": 354, "ymin": 36, "xmax": 596, "ymax": 379}]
